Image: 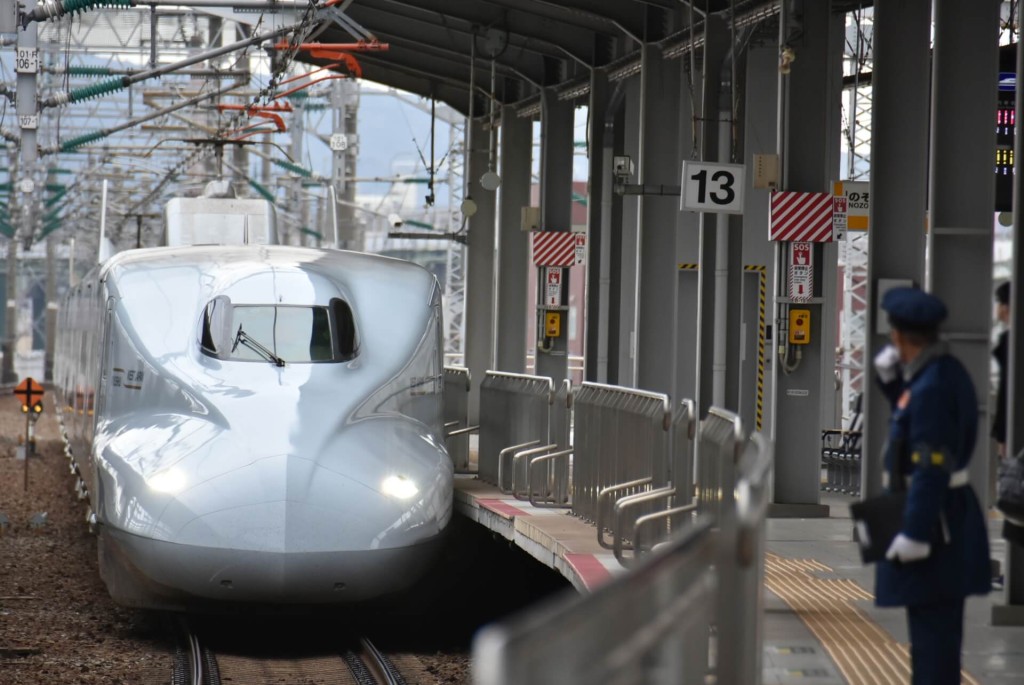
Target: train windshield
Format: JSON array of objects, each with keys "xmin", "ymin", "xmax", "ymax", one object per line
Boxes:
[{"xmin": 201, "ymin": 297, "xmax": 357, "ymax": 363}]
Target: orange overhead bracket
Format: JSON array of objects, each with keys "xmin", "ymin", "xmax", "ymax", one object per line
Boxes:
[
  {"xmin": 277, "ymin": 62, "xmax": 342, "ymax": 86},
  {"xmin": 273, "ymin": 40, "xmax": 390, "ymax": 79},
  {"xmin": 269, "ymin": 62, "xmax": 348, "ymax": 100},
  {"xmin": 309, "ymin": 51, "xmax": 361, "ymax": 78},
  {"xmin": 217, "ymin": 101, "xmax": 293, "ymax": 134}
]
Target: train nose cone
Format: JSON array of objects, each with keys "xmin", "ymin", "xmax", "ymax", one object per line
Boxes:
[{"xmin": 165, "ymin": 451, "xmax": 446, "ymax": 553}]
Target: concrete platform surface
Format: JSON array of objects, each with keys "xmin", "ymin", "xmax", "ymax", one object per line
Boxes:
[{"xmin": 454, "ymin": 478, "xmax": 1024, "ymax": 684}]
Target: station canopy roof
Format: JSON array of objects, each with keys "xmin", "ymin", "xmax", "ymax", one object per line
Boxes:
[{"xmin": 308, "ymin": 0, "xmax": 872, "ymax": 116}]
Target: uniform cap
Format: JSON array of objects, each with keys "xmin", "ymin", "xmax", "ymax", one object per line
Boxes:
[
  {"xmin": 881, "ymin": 287, "xmax": 947, "ymax": 331},
  {"xmin": 996, "ymin": 281, "xmax": 1010, "ymax": 306}
]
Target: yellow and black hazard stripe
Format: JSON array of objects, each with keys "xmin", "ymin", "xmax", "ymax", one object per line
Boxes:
[
  {"xmin": 745, "ymin": 265, "xmax": 767, "ymax": 431},
  {"xmin": 677, "ymin": 263, "xmax": 699, "ymax": 270}
]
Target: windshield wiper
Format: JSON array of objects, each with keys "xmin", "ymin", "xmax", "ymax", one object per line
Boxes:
[{"xmin": 232, "ymin": 325, "xmax": 286, "ymax": 367}]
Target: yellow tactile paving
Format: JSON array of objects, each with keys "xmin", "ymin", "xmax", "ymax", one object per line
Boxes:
[{"xmin": 765, "ymin": 554, "xmax": 980, "ymax": 685}]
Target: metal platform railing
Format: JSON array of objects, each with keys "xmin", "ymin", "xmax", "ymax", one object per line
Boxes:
[
  {"xmin": 472, "ymin": 408, "xmax": 774, "ymax": 685},
  {"xmin": 599, "ymin": 399, "xmax": 697, "ymax": 565},
  {"xmin": 442, "ymin": 366, "xmax": 474, "ymax": 471},
  {"xmin": 571, "ymin": 383, "xmax": 672, "ymax": 526},
  {"xmin": 820, "ymin": 429, "xmax": 862, "ymax": 496},
  {"xmin": 512, "ymin": 379, "xmax": 573, "ymax": 507},
  {"xmin": 478, "ymin": 371, "xmax": 553, "ymax": 489}
]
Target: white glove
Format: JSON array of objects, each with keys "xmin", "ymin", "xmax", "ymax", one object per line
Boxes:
[
  {"xmin": 885, "ymin": 533, "xmax": 931, "ymax": 563},
  {"xmin": 873, "ymin": 345, "xmax": 901, "ymax": 384}
]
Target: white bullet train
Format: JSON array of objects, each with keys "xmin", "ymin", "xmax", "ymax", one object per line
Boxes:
[{"xmin": 54, "ymin": 196, "xmax": 453, "ymax": 610}]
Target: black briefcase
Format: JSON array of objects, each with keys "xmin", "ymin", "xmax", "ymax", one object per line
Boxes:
[{"xmin": 850, "ymin": 492, "xmax": 906, "ymax": 563}]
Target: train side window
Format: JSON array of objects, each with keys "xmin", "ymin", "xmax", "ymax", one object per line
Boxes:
[
  {"xmin": 331, "ymin": 298, "xmax": 357, "ymax": 361},
  {"xmin": 200, "ymin": 296, "xmax": 231, "ymax": 358}
]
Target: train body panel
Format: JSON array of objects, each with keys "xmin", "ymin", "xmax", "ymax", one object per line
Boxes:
[{"xmin": 55, "ymin": 245, "xmax": 453, "ymax": 610}]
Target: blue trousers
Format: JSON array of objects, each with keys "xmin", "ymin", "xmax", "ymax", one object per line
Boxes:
[{"xmin": 907, "ymin": 598, "xmax": 965, "ymax": 685}]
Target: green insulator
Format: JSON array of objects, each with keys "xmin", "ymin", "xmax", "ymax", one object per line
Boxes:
[
  {"xmin": 67, "ymin": 66, "xmax": 111, "ymax": 76},
  {"xmin": 46, "ymin": 183, "xmax": 66, "ymax": 192},
  {"xmin": 286, "ymin": 90, "xmax": 309, "ymax": 101},
  {"xmin": 68, "ymin": 77, "xmax": 126, "ymax": 103},
  {"xmin": 40, "ymin": 221, "xmax": 62, "ymax": 239},
  {"xmin": 299, "ymin": 227, "xmax": 322, "ymax": 239},
  {"xmin": 272, "ymin": 159, "xmax": 312, "ymax": 178},
  {"xmin": 59, "ymin": 130, "xmax": 107, "ymax": 152},
  {"xmin": 403, "ymin": 219, "xmax": 435, "ymax": 230},
  {"xmin": 247, "ymin": 179, "xmax": 276, "ymax": 204}
]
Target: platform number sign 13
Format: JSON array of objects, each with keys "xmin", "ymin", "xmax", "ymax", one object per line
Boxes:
[{"xmin": 680, "ymin": 161, "xmax": 745, "ymax": 215}]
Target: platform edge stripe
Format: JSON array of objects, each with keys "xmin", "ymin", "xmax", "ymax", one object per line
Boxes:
[{"xmin": 563, "ymin": 553, "xmax": 613, "ymax": 591}]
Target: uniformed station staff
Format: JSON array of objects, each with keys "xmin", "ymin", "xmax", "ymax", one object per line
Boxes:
[{"xmin": 873, "ymin": 287, "xmax": 991, "ymax": 685}]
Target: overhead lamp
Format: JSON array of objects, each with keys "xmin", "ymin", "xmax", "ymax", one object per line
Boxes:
[{"xmin": 480, "ymin": 171, "xmax": 501, "ymax": 192}]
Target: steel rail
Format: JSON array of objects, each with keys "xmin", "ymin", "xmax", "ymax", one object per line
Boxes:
[
  {"xmin": 342, "ymin": 638, "xmax": 406, "ymax": 685},
  {"xmin": 172, "ymin": 619, "xmax": 220, "ymax": 685},
  {"xmin": 360, "ymin": 638, "xmax": 406, "ymax": 685}
]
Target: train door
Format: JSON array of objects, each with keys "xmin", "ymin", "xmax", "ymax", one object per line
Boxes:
[{"xmin": 91, "ymin": 296, "xmax": 116, "ymax": 443}]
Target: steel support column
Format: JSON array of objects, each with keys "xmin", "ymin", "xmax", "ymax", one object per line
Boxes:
[
  {"xmin": 635, "ymin": 45, "xmax": 681, "ymax": 398},
  {"xmin": 862, "ymin": 1, "xmax": 932, "ymax": 500},
  {"xmin": 44, "ymin": 238, "xmax": 55, "ymax": 382},
  {"xmin": 997, "ymin": 24, "xmax": 1024, "ymax": 627},
  {"xmin": 770, "ymin": 0, "xmax": 842, "ymax": 516},
  {"xmin": 585, "ymin": 68, "xmax": 610, "ymax": 384},
  {"xmin": 465, "ymin": 118, "xmax": 498, "ymax": 423},
  {"xmin": 695, "ymin": 16, "xmax": 727, "ymax": 416},
  {"xmin": 928, "ymin": 0, "xmax": 998, "ymax": 502},
  {"xmin": 17, "ymin": 0, "xmax": 37, "ymax": 167},
  {"xmin": 618, "ymin": 78, "xmax": 642, "ymax": 388},
  {"xmin": 495, "ymin": 105, "xmax": 532, "ymax": 373},
  {"xmin": 535, "ymin": 87, "xmax": 574, "ymax": 384}
]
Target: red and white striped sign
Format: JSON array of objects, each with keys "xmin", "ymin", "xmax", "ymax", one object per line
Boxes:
[
  {"xmin": 769, "ymin": 190, "xmax": 834, "ymax": 242},
  {"xmin": 532, "ymin": 231, "xmax": 582, "ymax": 267}
]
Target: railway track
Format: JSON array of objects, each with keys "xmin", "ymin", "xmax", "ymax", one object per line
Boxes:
[
  {"xmin": 343, "ymin": 638, "xmax": 408, "ymax": 685},
  {"xmin": 172, "ymin": 619, "xmax": 219, "ymax": 685},
  {"xmin": 172, "ymin": 619, "xmax": 412, "ymax": 685}
]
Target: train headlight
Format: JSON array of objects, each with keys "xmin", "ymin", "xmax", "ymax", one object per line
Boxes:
[
  {"xmin": 381, "ymin": 475, "xmax": 418, "ymax": 500},
  {"xmin": 146, "ymin": 469, "xmax": 187, "ymax": 494}
]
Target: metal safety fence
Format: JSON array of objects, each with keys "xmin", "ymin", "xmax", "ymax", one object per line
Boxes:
[
  {"xmin": 598, "ymin": 399, "xmax": 696, "ymax": 565},
  {"xmin": 571, "ymin": 383, "xmax": 673, "ymax": 526},
  {"xmin": 478, "ymin": 372, "xmax": 553, "ymax": 489},
  {"xmin": 472, "ymin": 407, "xmax": 774, "ymax": 685},
  {"xmin": 442, "ymin": 367, "xmax": 474, "ymax": 471},
  {"xmin": 820, "ymin": 429, "xmax": 862, "ymax": 496},
  {"xmin": 511, "ymin": 379, "xmax": 573, "ymax": 507}
]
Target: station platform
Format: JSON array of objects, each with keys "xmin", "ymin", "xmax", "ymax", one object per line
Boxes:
[{"xmin": 454, "ymin": 476, "xmax": 1024, "ymax": 685}]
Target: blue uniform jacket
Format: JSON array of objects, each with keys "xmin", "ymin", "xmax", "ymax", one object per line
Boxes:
[{"xmin": 875, "ymin": 343, "xmax": 991, "ymax": 607}]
